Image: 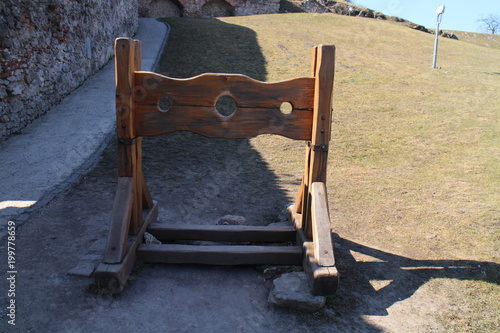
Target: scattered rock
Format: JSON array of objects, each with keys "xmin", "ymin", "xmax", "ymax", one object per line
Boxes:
[
  {"xmin": 260, "ymin": 265, "xmax": 303, "ymax": 280},
  {"xmin": 144, "ymin": 232, "xmax": 161, "ymax": 244},
  {"xmin": 218, "ymin": 215, "xmax": 246, "ymax": 225},
  {"xmin": 268, "ymin": 271, "xmax": 326, "ymax": 313}
]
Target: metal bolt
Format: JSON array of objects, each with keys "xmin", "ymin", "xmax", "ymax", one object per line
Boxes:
[
  {"xmin": 121, "ymin": 106, "xmax": 126, "ymax": 112},
  {"xmin": 321, "ymin": 116, "xmax": 325, "ymax": 120},
  {"xmin": 122, "ymin": 124, "xmax": 126, "ymax": 128},
  {"xmin": 321, "ymin": 129, "xmax": 325, "ymax": 133}
]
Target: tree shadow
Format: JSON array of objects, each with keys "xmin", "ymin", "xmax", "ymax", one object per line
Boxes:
[
  {"xmin": 146, "ymin": 18, "xmax": 292, "ymax": 226},
  {"xmin": 332, "ymin": 234, "xmax": 499, "ymax": 317}
]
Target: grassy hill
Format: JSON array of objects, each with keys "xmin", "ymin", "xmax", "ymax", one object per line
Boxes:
[
  {"xmin": 450, "ymin": 30, "xmax": 500, "ymax": 49},
  {"xmin": 157, "ymin": 13, "xmax": 499, "ymax": 331}
]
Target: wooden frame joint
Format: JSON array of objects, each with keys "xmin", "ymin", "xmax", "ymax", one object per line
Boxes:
[
  {"xmin": 118, "ymin": 137, "xmax": 139, "ymax": 145},
  {"xmin": 307, "ymin": 142, "xmax": 329, "ymax": 152}
]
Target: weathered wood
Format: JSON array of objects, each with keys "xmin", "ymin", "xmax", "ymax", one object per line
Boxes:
[
  {"xmin": 130, "ymin": 137, "xmax": 143, "ymax": 234},
  {"xmin": 98, "ymin": 39, "xmax": 338, "ymax": 295},
  {"xmin": 287, "ymin": 204, "xmax": 303, "ymax": 231},
  {"xmin": 311, "ymin": 182, "xmax": 335, "ymax": 266},
  {"xmin": 147, "ymin": 223, "xmax": 297, "ymax": 243},
  {"xmin": 136, "ymin": 106, "xmax": 313, "ymax": 140},
  {"xmin": 115, "ymin": 38, "xmax": 138, "ymax": 177},
  {"xmin": 94, "ymin": 201, "xmax": 158, "ymax": 293},
  {"xmin": 134, "ymin": 72, "xmax": 314, "ymax": 109},
  {"xmin": 302, "ymin": 241, "xmax": 338, "ymax": 295},
  {"xmin": 133, "ymin": 72, "xmax": 315, "ymax": 140},
  {"xmin": 103, "ymin": 177, "xmax": 134, "ymax": 264},
  {"xmin": 303, "ymin": 44, "xmax": 335, "ymax": 239},
  {"xmin": 137, "ymin": 243, "xmax": 302, "ymax": 265},
  {"xmin": 130, "ymin": 39, "xmax": 144, "ymax": 234},
  {"xmin": 296, "ymin": 144, "xmax": 311, "ymax": 224}
]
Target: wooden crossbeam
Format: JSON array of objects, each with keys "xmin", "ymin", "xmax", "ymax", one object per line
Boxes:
[
  {"xmin": 133, "ymin": 73, "xmax": 315, "ymax": 140},
  {"xmin": 147, "ymin": 223, "xmax": 297, "ymax": 243},
  {"xmin": 137, "ymin": 243, "xmax": 302, "ymax": 266}
]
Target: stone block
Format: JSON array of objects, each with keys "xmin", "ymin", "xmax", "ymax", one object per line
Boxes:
[{"xmin": 268, "ymin": 271, "xmax": 326, "ymax": 313}]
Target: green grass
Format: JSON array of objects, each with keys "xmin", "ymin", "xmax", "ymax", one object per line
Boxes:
[{"xmin": 158, "ymin": 13, "xmax": 499, "ymax": 330}]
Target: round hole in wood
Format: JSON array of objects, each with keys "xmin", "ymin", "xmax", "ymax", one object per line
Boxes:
[
  {"xmin": 158, "ymin": 94, "xmax": 173, "ymax": 112},
  {"xmin": 280, "ymin": 101, "xmax": 293, "ymax": 115},
  {"xmin": 215, "ymin": 95, "xmax": 237, "ymax": 117}
]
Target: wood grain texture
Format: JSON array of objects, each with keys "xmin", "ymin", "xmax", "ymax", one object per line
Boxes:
[
  {"xmin": 133, "ymin": 72, "xmax": 315, "ymax": 140},
  {"xmin": 137, "ymin": 243, "xmax": 302, "ymax": 265},
  {"xmin": 103, "ymin": 177, "xmax": 134, "ymax": 264},
  {"xmin": 304, "ymin": 44, "xmax": 336, "ymax": 238},
  {"xmin": 302, "ymin": 241, "xmax": 339, "ymax": 295},
  {"xmin": 147, "ymin": 223, "xmax": 297, "ymax": 242},
  {"xmin": 311, "ymin": 182, "xmax": 335, "ymax": 266},
  {"xmin": 95, "ymin": 201, "xmax": 158, "ymax": 293}
]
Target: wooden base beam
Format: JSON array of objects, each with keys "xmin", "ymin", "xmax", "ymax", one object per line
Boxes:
[
  {"xmin": 147, "ymin": 223, "xmax": 297, "ymax": 243},
  {"xmin": 94, "ymin": 201, "xmax": 158, "ymax": 293},
  {"xmin": 137, "ymin": 243, "xmax": 302, "ymax": 266},
  {"xmin": 289, "ymin": 202, "xmax": 338, "ymax": 296}
]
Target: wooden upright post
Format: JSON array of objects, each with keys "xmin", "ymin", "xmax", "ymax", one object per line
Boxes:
[
  {"xmin": 298, "ymin": 45, "xmax": 335, "ymax": 239},
  {"xmin": 103, "ymin": 38, "xmax": 146, "ymax": 263}
]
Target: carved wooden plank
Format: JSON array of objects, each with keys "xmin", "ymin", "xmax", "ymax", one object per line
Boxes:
[
  {"xmin": 137, "ymin": 244, "xmax": 302, "ymax": 265},
  {"xmin": 147, "ymin": 223, "xmax": 297, "ymax": 243},
  {"xmin": 132, "ymin": 72, "xmax": 315, "ymax": 140},
  {"xmin": 311, "ymin": 182, "xmax": 335, "ymax": 266},
  {"xmin": 103, "ymin": 177, "xmax": 134, "ymax": 264},
  {"xmin": 135, "ymin": 105, "xmax": 313, "ymax": 140},
  {"xmin": 134, "ymin": 72, "xmax": 314, "ymax": 109}
]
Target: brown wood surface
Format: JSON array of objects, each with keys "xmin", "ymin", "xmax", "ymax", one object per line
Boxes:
[
  {"xmin": 311, "ymin": 182, "xmax": 335, "ymax": 266},
  {"xmin": 99, "ymin": 39, "xmax": 338, "ymax": 295},
  {"xmin": 95, "ymin": 201, "xmax": 158, "ymax": 293},
  {"xmin": 133, "ymin": 72, "xmax": 315, "ymax": 140},
  {"xmin": 302, "ymin": 241, "xmax": 338, "ymax": 295},
  {"xmin": 137, "ymin": 243, "xmax": 302, "ymax": 265},
  {"xmin": 103, "ymin": 177, "xmax": 134, "ymax": 264},
  {"xmin": 147, "ymin": 223, "xmax": 297, "ymax": 243},
  {"xmin": 115, "ymin": 38, "xmax": 138, "ymax": 177},
  {"xmin": 303, "ymin": 44, "xmax": 335, "ymax": 238}
]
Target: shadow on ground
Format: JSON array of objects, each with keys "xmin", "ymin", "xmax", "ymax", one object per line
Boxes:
[
  {"xmin": 2, "ymin": 17, "xmax": 498, "ymax": 333},
  {"xmin": 333, "ymin": 234, "xmax": 499, "ymax": 317}
]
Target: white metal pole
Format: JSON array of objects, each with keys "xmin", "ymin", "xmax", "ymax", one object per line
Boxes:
[
  {"xmin": 432, "ymin": 5, "xmax": 445, "ymax": 69},
  {"xmin": 432, "ymin": 16, "xmax": 440, "ymax": 68}
]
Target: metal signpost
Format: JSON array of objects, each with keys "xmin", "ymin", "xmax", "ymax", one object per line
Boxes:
[{"xmin": 432, "ymin": 5, "xmax": 445, "ymax": 69}]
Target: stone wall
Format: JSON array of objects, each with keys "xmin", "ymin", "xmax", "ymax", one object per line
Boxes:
[
  {"xmin": 139, "ymin": 0, "xmax": 280, "ymax": 18},
  {"xmin": 0, "ymin": 0, "xmax": 138, "ymax": 141}
]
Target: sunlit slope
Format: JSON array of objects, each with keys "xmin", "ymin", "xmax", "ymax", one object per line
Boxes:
[
  {"xmin": 160, "ymin": 13, "xmax": 499, "ymax": 262},
  {"xmin": 214, "ymin": 13, "xmax": 500, "ymax": 261}
]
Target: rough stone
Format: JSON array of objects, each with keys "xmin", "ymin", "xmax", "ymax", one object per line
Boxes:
[
  {"xmin": 268, "ymin": 271, "xmax": 326, "ymax": 313},
  {"xmin": 218, "ymin": 215, "xmax": 247, "ymax": 225},
  {"xmin": 144, "ymin": 232, "xmax": 162, "ymax": 244},
  {"xmin": 0, "ymin": 0, "xmax": 138, "ymax": 141},
  {"xmin": 139, "ymin": 0, "xmax": 280, "ymax": 18},
  {"xmin": 261, "ymin": 265, "xmax": 303, "ymax": 280}
]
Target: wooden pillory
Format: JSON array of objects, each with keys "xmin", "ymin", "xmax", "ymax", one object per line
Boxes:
[{"xmin": 94, "ymin": 38, "xmax": 338, "ymax": 295}]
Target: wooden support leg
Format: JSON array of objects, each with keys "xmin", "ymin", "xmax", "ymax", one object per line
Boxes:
[
  {"xmin": 94, "ymin": 201, "xmax": 158, "ymax": 293},
  {"xmin": 103, "ymin": 177, "xmax": 134, "ymax": 264},
  {"xmin": 295, "ymin": 182, "xmax": 338, "ymax": 295}
]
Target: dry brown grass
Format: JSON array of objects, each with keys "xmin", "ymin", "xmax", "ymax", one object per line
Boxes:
[{"xmin": 158, "ymin": 13, "xmax": 499, "ymax": 331}]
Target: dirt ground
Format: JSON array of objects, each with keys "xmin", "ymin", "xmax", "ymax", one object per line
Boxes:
[{"xmin": 1, "ymin": 131, "xmax": 498, "ymax": 332}]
